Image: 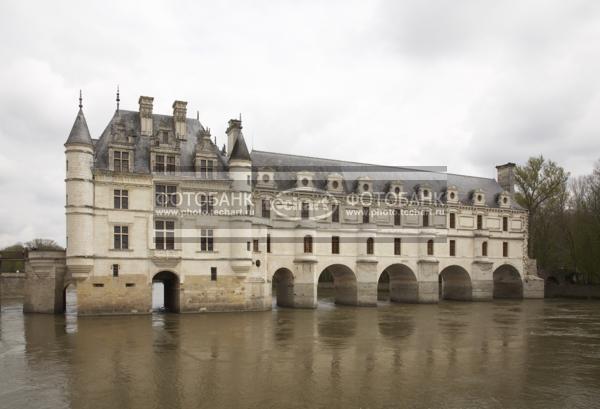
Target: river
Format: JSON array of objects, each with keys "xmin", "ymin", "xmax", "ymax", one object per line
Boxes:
[{"xmin": 1, "ymin": 296, "xmax": 600, "ymax": 409}]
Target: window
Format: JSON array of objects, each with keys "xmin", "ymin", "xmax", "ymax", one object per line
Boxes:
[
  {"xmin": 267, "ymin": 233, "xmax": 271, "ymax": 253},
  {"xmin": 262, "ymin": 199, "xmax": 271, "ymax": 218},
  {"xmin": 301, "ymin": 202, "xmax": 310, "ymax": 220},
  {"xmin": 482, "ymin": 241, "xmax": 488, "ymax": 257},
  {"xmin": 363, "ymin": 207, "xmax": 370, "ymax": 224},
  {"xmin": 253, "ymin": 239, "xmax": 259, "ymax": 252},
  {"xmin": 199, "ymin": 159, "xmax": 215, "ymax": 179},
  {"xmin": 449, "ymin": 240, "xmax": 456, "ymax": 256},
  {"xmin": 114, "ymin": 189, "xmax": 129, "ymax": 209},
  {"xmin": 477, "ymin": 215, "xmax": 483, "ymax": 230},
  {"xmin": 155, "ymin": 220, "xmax": 175, "ymax": 250},
  {"xmin": 200, "ymin": 229, "xmax": 214, "ymax": 252},
  {"xmin": 113, "ymin": 225, "xmax": 129, "ymax": 250},
  {"xmin": 503, "ymin": 216, "xmax": 508, "ymax": 232},
  {"xmin": 394, "ymin": 238, "xmax": 401, "ymax": 255},
  {"xmin": 155, "ymin": 185, "xmax": 177, "ymax": 207},
  {"xmin": 331, "ymin": 236, "xmax": 340, "ymax": 254},
  {"xmin": 155, "ymin": 154, "xmax": 176, "ymax": 173},
  {"xmin": 303, "ymin": 235, "xmax": 313, "ymax": 253},
  {"xmin": 246, "ymin": 241, "xmax": 251, "ymax": 251},
  {"xmin": 114, "ymin": 151, "xmax": 129, "ymax": 172},
  {"xmin": 366, "ymin": 237, "xmax": 374, "ymax": 255},
  {"xmin": 449, "ymin": 213, "xmax": 456, "ymax": 229},
  {"xmin": 200, "ymin": 194, "xmax": 214, "ymax": 215},
  {"xmin": 503, "ymin": 241, "xmax": 508, "ymax": 257},
  {"xmin": 211, "ymin": 267, "xmax": 217, "ymax": 281},
  {"xmin": 332, "ymin": 204, "xmax": 339, "ymax": 223},
  {"xmin": 423, "ymin": 189, "xmax": 429, "ymax": 198},
  {"xmin": 112, "ymin": 264, "xmax": 119, "ymax": 277},
  {"xmin": 423, "ymin": 211, "xmax": 429, "ymax": 227},
  {"xmin": 394, "ymin": 209, "xmax": 401, "ymax": 226},
  {"xmin": 247, "ymin": 175, "xmax": 251, "ymax": 185},
  {"xmin": 427, "ymin": 239, "xmax": 434, "ymax": 256}
]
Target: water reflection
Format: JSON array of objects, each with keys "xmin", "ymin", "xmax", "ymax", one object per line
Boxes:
[{"xmin": 2, "ymin": 299, "xmax": 600, "ymax": 408}]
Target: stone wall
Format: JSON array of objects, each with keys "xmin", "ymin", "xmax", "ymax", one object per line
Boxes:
[{"xmin": 0, "ymin": 272, "xmax": 26, "ymax": 299}]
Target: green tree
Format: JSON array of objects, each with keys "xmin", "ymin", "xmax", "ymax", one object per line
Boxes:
[
  {"xmin": 24, "ymin": 238, "xmax": 64, "ymax": 251},
  {"xmin": 514, "ymin": 156, "xmax": 569, "ymax": 259}
]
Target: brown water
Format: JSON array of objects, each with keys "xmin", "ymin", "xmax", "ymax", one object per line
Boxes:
[{"xmin": 1, "ymin": 297, "xmax": 600, "ymax": 409}]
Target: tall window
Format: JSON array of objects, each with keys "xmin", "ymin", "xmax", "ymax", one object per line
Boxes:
[
  {"xmin": 200, "ymin": 229, "xmax": 214, "ymax": 252},
  {"xmin": 167, "ymin": 155, "xmax": 176, "ymax": 173},
  {"xmin": 482, "ymin": 241, "xmax": 488, "ymax": 257},
  {"xmin": 112, "ymin": 264, "xmax": 119, "ymax": 277},
  {"xmin": 363, "ymin": 207, "xmax": 370, "ymax": 224},
  {"xmin": 114, "ymin": 151, "xmax": 129, "ymax": 172},
  {"xmin": 394, "ymin": 238, "xmax": 401, "ymax": 255},
  {"xmin": 394, "ymin": 209, "xmax": 401, "ymax": 226},
  {"xmin": 114, "ymin": 189, "xmax": 129, "ymax": 209},
  {"xmin": 200, "ymin": 159, "xmax": 215, "ymax": 179},
  {"xmin": 332, "ymin": 204, "xmax": 340, "ymax": 223},
  {"xmin": 155, "ymin": 154, "xmax": 176, "ymax": 173},
  {"xmin": 449, "ymin": 213, "xmax": 456, "ymax": 229},
  {"xmin": 423, "ymin": 211, "xmax": 430, "ymax": 227},
  {"xmin": 155, "ymin": 185, "xmax": 177, "ymax": 207},
  {"xmin": 331, "ymin": 236, "xmax": 340, "ymax": 254},
  {"xmin": 303, "ymin": 235, "xmax": 313, "ymax": 253},
  {"xmin": 449, "ymin": 240, "xmax": 456, "ymax": 256},
  {"xmin": 502, "ymin": 216, "xmax": 508, "ymax": 232},
  {"xmin": 155, "ymin": 220, "xmax": 175, "ymax": 250},
  {"xmin": 503, "ymin": 241, "xmax": 508, "ymax": 257},
  {"xmin": 301, "ymin": 202, "xmax": 310, "ymax": 220},
  {"xmin": 262, "ymin": 199, "xmax": 271, "ymax": 218},
  {"xmin": 113, "ymin": 226, "xmax": 129, "ymax": 250},
  {"xmin": 253, "ymin": 239, "xmax": 259, "ymax": 252},
  {"xmin": 477, "ymin": 215, "xmax": 483, "ymax": 230},
  {"xmin": 266, "ymin": 233, "xmax": 271, "ymax": 253},
  {"xmin": 200, "ymin": 194, "xmax": 214, "ymax": 215},
  {"xmin": 366, "ymin": 237, "xmax": 374, "ymax": 255},
  {"xmin": 211, "ymin": 267, "xmax": 217, "ymax": 281},
  {"xmin": 427, "ymin": 239, "xmax": 434, "ymax": 256}
]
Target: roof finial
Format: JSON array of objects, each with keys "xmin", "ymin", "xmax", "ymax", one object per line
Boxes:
[
  {"xmin": 78, "ymin": 90, "xmax": 83, "ymax": 109},
  {"xmin": 116, "ymin": 85, "xmax": 120, "ymax": 111},
  {"xmin": 239, "ymin": 112, "xmax": 242, "ymax": 121}
]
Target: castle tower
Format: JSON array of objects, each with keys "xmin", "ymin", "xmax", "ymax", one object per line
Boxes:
[
  {"xmin": 226, "ymin": 119, "xmax": 253, "ymax": 273},
  {"xmin": 64, "ymin": 93, "xmax": 94, "ymax": 279}
]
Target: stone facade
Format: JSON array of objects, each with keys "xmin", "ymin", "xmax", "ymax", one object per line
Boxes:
[{"xmin": 29, "ymin": 94, "xmax": 544, "ymax": 315}]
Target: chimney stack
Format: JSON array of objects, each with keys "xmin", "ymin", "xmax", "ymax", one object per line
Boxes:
[
  {"xmin": 226, "ymin": 118, "xmax": 242, "ymax": 158},
  {"xmin": 496, "ymin": 162, "xmax": 516, "ymax": 194},
  {"xmin": 173, "ymin": 100, "xmax": 187, "ymax": 139},
  {"xmin": 139, "ymin": 96, "xmax": 154, "ymax": 136}
]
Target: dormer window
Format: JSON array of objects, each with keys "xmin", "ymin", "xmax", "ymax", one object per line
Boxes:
[
  {"xmin": 472, "ymin": 189, "xmax": 486, "ymax": 206},
  {"xmin": 363, "ymin": 183, "xmax": 369, "ymax": 192},
  {"xmin": 262, "ymin": 174, "xmax": 270, "ymax": 183},
  {"xmin": 199, "ymin": 159, "xmax": 214, "ymax": 179},
  {"xmin": 302, "ymin": 178, "xmax": 309, "ymax": 187},
  {"xmin": 450, "ymin": 192, "xmax": 455, "ymax": 199},
  {"xmin": 332, "ymin": 180, "xmax": 339, "ymax": 189},
  {"xmin": 114, "ymin": 151, "xmax": 130, "ymax": 172},
  {"xmin": 156, "ymin": 154, "xmax": 176, "ymax": 173},
  {"xmin": 423, "ymin": 189, "xmax": 429, "ymax": 198},
  {"xmin": 161, "ymin": 131, "xmax": 169, "ymax": 145}
]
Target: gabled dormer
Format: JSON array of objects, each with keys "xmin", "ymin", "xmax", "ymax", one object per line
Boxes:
[
  {"xmin": 195, "ymin": 128, "xmax": 219, "ymax": 179},
  {"xmin": 446, "ymin": 185, "xmax": 459, "ymax": 204},
  {"xmin": 417, "ymin": 183, "xmax": 433, "ymax": 203},
  {"xmin": 296, "ymin": 171, "xmax": 315, "ymax": 190},
  {"xmin": 257, "ymin": 167, "xmax": 276, "ymax": 189},
  {"xmin": 327, "ymin": 173, "xmax": 344, "ymax": 193},
  {"xmin": 497, "ymin": 190, "xmax": 511, "ymax": 208},
  {"xmin": 471, "ymin": 188, "xmax": 486, "ymax": 206},
  {"xmin": 356, "ymin": 176, "xmax": 373, "ymax": 194},
  {"xmin": 150, "ymin": 118, "xmax": 180, "ymax": 175}
]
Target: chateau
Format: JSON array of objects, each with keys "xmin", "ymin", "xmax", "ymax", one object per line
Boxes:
[{"xmin": 25, "ymin": 95, "xmax": 544, "ymax": 315}]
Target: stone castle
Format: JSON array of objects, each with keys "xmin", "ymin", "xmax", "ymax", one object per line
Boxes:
[{"xmin": 24, "ymin": 94, "xmax": 544, "ymax": 315}]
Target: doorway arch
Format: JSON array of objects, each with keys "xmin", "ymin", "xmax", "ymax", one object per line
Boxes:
[
  {"xmin": 152, "ymin": 271, "xmax": 180, "ymax": 313},
  {"xmin": 439, "ymin": 265, "xmax": 472, "ymax": 301},
  {"xmin": 62, "ymin": 282, "xmax": 77, "ymax": 315},
  {"xmin": 493, "ymin": 264, "xmax": 523, "ymax": 299},
  {"xmin": 318, "ymin": 264, "xmax": 358, "ymax": 306},
  {"xmin": 272, "ymin": 268, "xmax": 294, "ymax": 308}
]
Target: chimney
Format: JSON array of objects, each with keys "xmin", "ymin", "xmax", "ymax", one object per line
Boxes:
[
  {"xmin": 226, "ymin": 118, "xmax": 242, "ymax": 157},
  {"xmin": 496, "ymin": 162, "xmax": 516, "ymax": 194},
  {"xmin": 138, "ymin": 96, "xmax": 154, "ymax": 136},
  {"xmin": 173, "ymin": 100, "xmax": 187, "ymax": 139}
]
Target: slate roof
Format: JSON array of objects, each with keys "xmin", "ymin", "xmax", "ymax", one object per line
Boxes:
[
  {"xmin": 230, "ymin": 134, "xmax": 251, "ymax": 161},
  {"xmin": 251, "ymin": 150, "xmax": 518, "ymax": 209},
  {"xmin": 65, "ymin": 109, "xmax": 93, "ymax": 146},
  {"xmin": 93, "ymin": 110, "xmax": 228, "ymax": 173}
]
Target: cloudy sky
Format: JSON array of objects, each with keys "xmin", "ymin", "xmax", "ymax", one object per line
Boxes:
[{"xmin": 1, "ymin": 0, "xmax": 599, "ymax": 247}]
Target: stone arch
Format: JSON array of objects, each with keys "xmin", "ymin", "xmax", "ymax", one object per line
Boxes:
[
  {"xmin": 439, "ymin": 265, "xmax": 472, "ymax": 301},
  {"xmin": 272, "ymin": 267, "xmax": 294, "ymax": 308},
  {"xmin": 378, "ymin": 264, "xmax": 418, "ymax": 303},
  {"xmin": 493, "ymin": 264, "xmax": 523, "ymax": 299},
  {"xmin": 61, "ymin": 281, "xmax": 78, "ymax": 315},
  {"xmin": 318, "ymin": 264, "xmax": 358, "ymax": 306},
  {"xmin": 152, "ymin": 271, "xmax": 180, "ymax": 313}
]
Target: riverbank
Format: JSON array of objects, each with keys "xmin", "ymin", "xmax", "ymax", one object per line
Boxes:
[{"xmin": 545, "ymin": 283, "xmax": 600, "ymax": 299}]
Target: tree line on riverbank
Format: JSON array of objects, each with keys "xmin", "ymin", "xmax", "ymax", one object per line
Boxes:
[{"xmin": 515, "ymin": 156, "xmax": 600, "ymax": 284}]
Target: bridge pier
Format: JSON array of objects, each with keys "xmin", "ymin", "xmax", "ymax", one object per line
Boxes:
[{"xmin": 23, "ymin": 250, "xmax": 67, "ymax": 314}]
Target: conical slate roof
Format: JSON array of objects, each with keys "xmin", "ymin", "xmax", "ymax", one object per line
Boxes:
[
  {"xmin": 229, "ymin": 134, "xmax": 251, "ymax": 161},
  {"xmin": 65, "ymin": 109, "xmax": 93, "ymax": 146}
]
